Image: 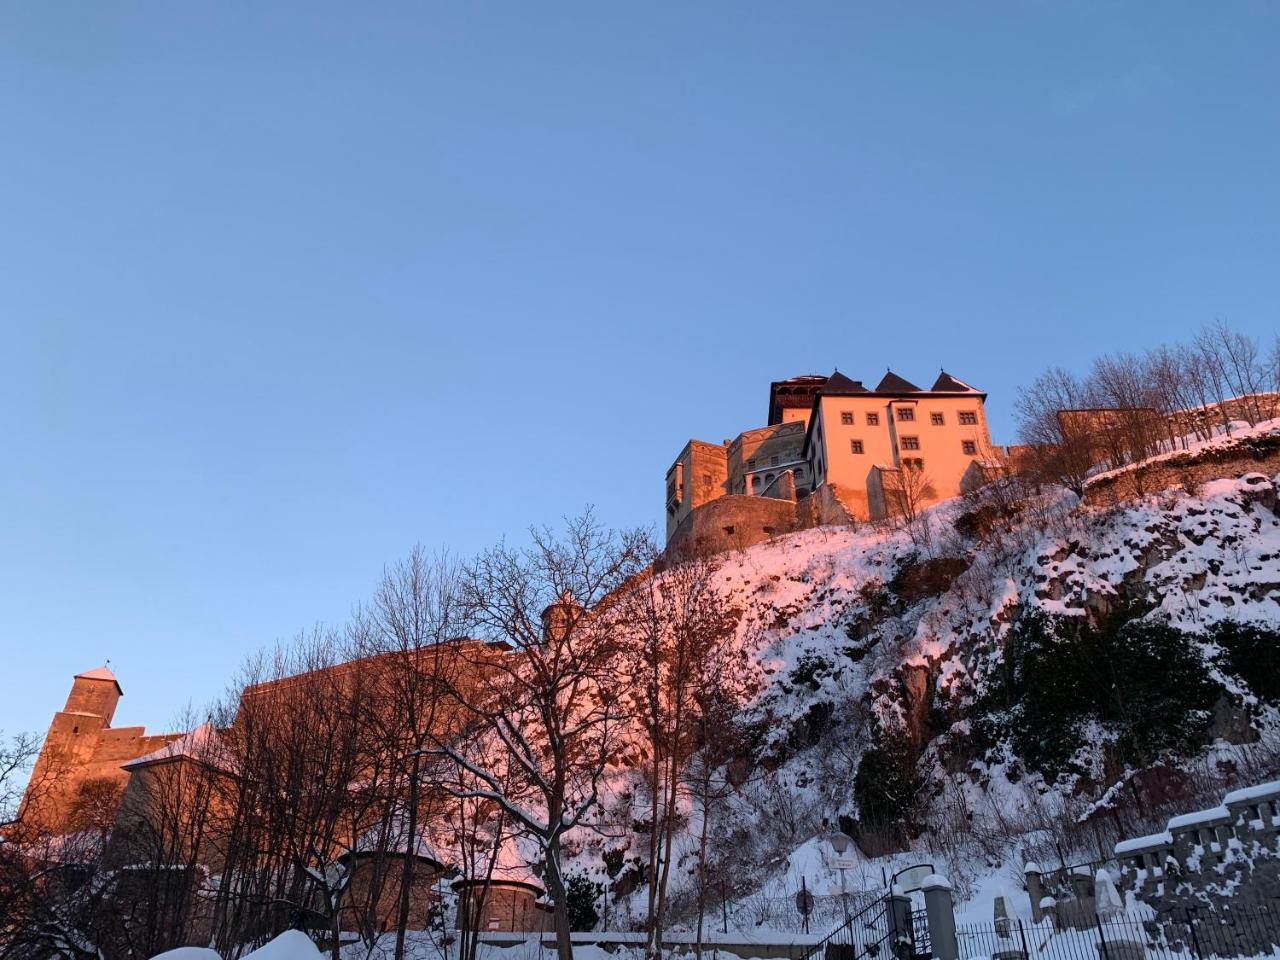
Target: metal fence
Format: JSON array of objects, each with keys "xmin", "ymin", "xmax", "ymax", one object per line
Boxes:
[
  {"xmin": 715, "ymin": 890, "xmax": 885, "ymax": 937},
  {"xmin": 956, "ymin": 906, "xmax": 1280, "ymax": 960},
  {"xmin": 805, "ymin": 895, "xmax": 896, "ymax": 960}
]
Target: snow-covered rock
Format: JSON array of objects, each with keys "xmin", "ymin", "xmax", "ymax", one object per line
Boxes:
[
  {"xmin": 242, "ymin": 931, "xmax": 323, "ymax": 960},
  {"xmin": 578, "ymin": 470, "xmax": 1280, "ymax": 931}
]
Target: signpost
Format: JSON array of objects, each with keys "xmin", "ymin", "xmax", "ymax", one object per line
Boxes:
[
  {"xmin": 828, "ymin": 832, "xmax": 858, "ymax": 924},
  {"xmin": 796, "ymin": 877, "xmax": 814, "ymax": 935}
]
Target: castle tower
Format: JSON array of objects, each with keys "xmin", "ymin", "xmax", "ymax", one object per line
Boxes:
[
  {"xmin": 63, "ymin": 665, "xmax": 123, "ymax": 725},
  {"xmin": 22, "ymin": 664, "xmax": 182, "ymax": 835},
  {"xmin": 22, "ymin": 666, "xmax": 123, "ymax": 826},
  {"xmin": 540, "ymin": 592, "xmax": 582, "ymax": 643}
]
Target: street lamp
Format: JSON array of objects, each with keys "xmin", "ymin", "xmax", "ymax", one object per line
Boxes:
[{"xmin": 828, "ymin": 832, "xmax": 857, "ymax": 924}]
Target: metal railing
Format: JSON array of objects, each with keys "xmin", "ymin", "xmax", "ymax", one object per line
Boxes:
[
  {"xmin": 955, "ymin": 905, "xmax": 1280, "ymax": 960},
  {"xmin": 802, "ymin": 894, "xmax": 940, "ymax": 960}
]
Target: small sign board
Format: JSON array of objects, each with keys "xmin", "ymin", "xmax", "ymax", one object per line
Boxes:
[
  {"xmin": 830, "ymin": 855, "xmax": 860, "ymax": 870},
  {"xmin": 795, "ymin": 888, "xmax": 814, "ymax": 916}
]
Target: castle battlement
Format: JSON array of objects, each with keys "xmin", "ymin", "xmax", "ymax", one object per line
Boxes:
[{"xmin": 23, "ymin": 665, "xmax": 183, "ymax": 833}]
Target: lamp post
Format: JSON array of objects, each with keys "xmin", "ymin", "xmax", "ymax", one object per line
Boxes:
[{"xmin": 828, "ymin": 833, "xmax": 857, "ymax": 924}]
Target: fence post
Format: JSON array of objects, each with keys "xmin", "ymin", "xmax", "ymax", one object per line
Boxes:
[
  {"xmin": 1096, "ymin": 914, "xmax": 1112, "ymax": 960},
  {"xmin": 1017, "ymin": 919, "xmax": 1031, "ymax": 960},
  {"xmin": 1024, "ymin": 864, "xmax": 1045, "ymax": 924},
  {"xmin": 887, "ymin": 887, "xmax": 913, "ymax": 960},
  {"xmin": 1184, "ymin": 909, "xmax": 1202, "ymax": 960},
  {"xmin": 922, "ymin": 873, "xmax": 958, "ymax": 960}
]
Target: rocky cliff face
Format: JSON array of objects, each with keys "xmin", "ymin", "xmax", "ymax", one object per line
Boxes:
[{"xmin": 580, "ymin": 464, "xmax": 1280, "ymax": 927}]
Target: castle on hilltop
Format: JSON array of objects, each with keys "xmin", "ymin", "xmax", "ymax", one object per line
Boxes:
[{"xmin": 664, "ymin": 369, "xmax": 1002, "ymax": 554}]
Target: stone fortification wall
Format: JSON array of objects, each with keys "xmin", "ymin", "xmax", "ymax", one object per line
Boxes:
[
  {"xmin": 1083, "ymin": 435, "xmax": 1280, "ymax": 508},
  {"xmin": 665, "ymin": 494, "xmax": 800, "ymax": 559},
  {"xmin": 666, "ymin": 481, "xmax": 864, "ymax": 559},
  {"xmin": 29, "ymin": 707, "xmax": 181, "ymax": 832}
]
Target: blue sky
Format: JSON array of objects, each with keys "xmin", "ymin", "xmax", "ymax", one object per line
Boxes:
[{"xmin": 1, "ymin": 3, "xmax": 1277, "ymax": 737}]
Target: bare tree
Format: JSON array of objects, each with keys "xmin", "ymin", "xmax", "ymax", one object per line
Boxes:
[
  {"xmin": 1146, "ymin": 345, "xmax": 1205, "ymax": 446},
  {"xmin": 1193, "ymin": 323, "xmax": 1236, "ymax": 435},
  {"xmin": 0, "ymin": 731, "xmax": 39, "ymax": 825},
  {"xmin": 1087, "ymin": 352, "xmax": 1164, "ymax": 466},
  {"xmin": 1014, "ymin": 367, "xmax": 1095, "ymax": 494},
  {"xmin": 358, "ymin": 547, "xmax": 461, "ymax": 960},
  {"xmin": 884, "ymin": 462, "xmax": 937, "ymax": 545},
  {"xmin": 0, "ymin": 739, "xmax": 118, "ymax": 960},
  {"xmin": 100, "ymin": 714, "xmax": 230, "ymax": 958},
  {"xmin": 685, "ymin": 635, "xmax": 758, "ymax": 960},
  {"xmin": 444, "ymin": 738, "xmax": 521, "ymax": 960},
  {"xmin": 624, "ymin": 550, "xmax": 738, "ymax": 958},
  {"xmin": 213, "ymin": 631, "xmax": 377, "ymax": 958},
  {"xmin": 433, "ymin": 511, "xmax": 650, "ymax": 960},
  {"xmin": 1209, "ymin": 321, "xmax": 1267, "ymax": 425},
  {"xmin": 1269, "ymin": 335, "xmax": 1280, "ymax": 400}
]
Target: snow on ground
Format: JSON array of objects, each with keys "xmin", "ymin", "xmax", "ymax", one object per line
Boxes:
[
  {"xmin": 150, "ymin": 931, "xmax": 324, "ymax": 960},
  {"xmin": 242, "ymin": 931, "xmax": 325, "ymax": 960},
  {"xmin": 579, "ymin": 467, "xmax": 1280, "ymax": 937},
  {"xmin": 180, "ymin": 464, "xmax": 1280, "ymax": 960},
  {"xmin": 1086, "ymin": 417, "xmax": 1280, "ymax": 487}
]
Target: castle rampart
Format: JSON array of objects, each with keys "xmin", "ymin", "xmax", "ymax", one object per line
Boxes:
[{"xmin": 23, "ymin": 666, "xmax": 182, "ymax": 833}]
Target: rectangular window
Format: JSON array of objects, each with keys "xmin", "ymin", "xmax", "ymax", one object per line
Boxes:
[
  {"xmin": 962, "ymin": 440, "xmax": 977, "ymax": 455},
  {"xmin": 840, "ymin": 411, "xmax": 853, "ymax": 425},
  {"xmin": 770, "ymin": 455, "xmax": 779, "ymax": 466},
  {"xmin": 901, "ymin": 436, "xmax": 920, "ymax": 450},
  {"xmin": 959, "ymin": 411, "xmax": 977, "ymax": 425},
  {"xmin": 866, "ymin": 412, "xmax": 880, "ymax": 426},
  {"xmin": 930, "ymin": 412, "xmax": 945, "ymax": 426},
  {"xmin": 896, "ymin": 407, "xmax": 914, "ymax": 422},
  {"xmin": 850, "ymin": 439, "xmax": 864, "ymax": 454},
  {"xmin": 904, "ymin": 457, "xmax": 924, "ymax": 470},
  {"xmin": 747, "ymin": 458, "xmax": 756, "ymax": 469}
]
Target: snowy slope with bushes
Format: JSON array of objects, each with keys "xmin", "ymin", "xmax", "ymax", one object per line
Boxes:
[{"xmin": 579, "ymin": 468, "xmax": 1280, "ymax": 931}]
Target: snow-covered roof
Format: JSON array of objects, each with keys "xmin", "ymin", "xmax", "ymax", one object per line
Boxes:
[
  {"xmin": 351, "ymin": 814, "xmax": 442, "ymax": 864},
  {"xmin": 1115, "ymin": 832, "xmax": 1173, "ymax": 856},
  {"xmin": 1168, "ymin": 806, "xmax": 1231, "ymax": 830},
  {"xmin": 1223, "ymin": 780, "xmax": 1280, "ymax": 806},
  {"xmin": 452, "ymin": 836, "xmax": 544, "ymax": 892},
  {"xmin": 122, "ymin": 723, "xmax": 223, "ymax": 771}
]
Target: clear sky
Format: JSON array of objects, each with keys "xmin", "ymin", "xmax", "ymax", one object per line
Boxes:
[{"xmin": 1, "ymin": 3, "xmax": 1277, "ymax": 738}]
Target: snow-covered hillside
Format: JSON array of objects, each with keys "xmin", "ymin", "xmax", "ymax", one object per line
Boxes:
[{"xmin": 576, "ymin": 470, "xmax": 1280, "ymax": 932}]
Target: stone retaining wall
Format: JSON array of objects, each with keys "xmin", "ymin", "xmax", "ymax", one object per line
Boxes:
[{"xmin": 1083, "ymin": 435, "xmax": 1280, "ymax": 508}]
